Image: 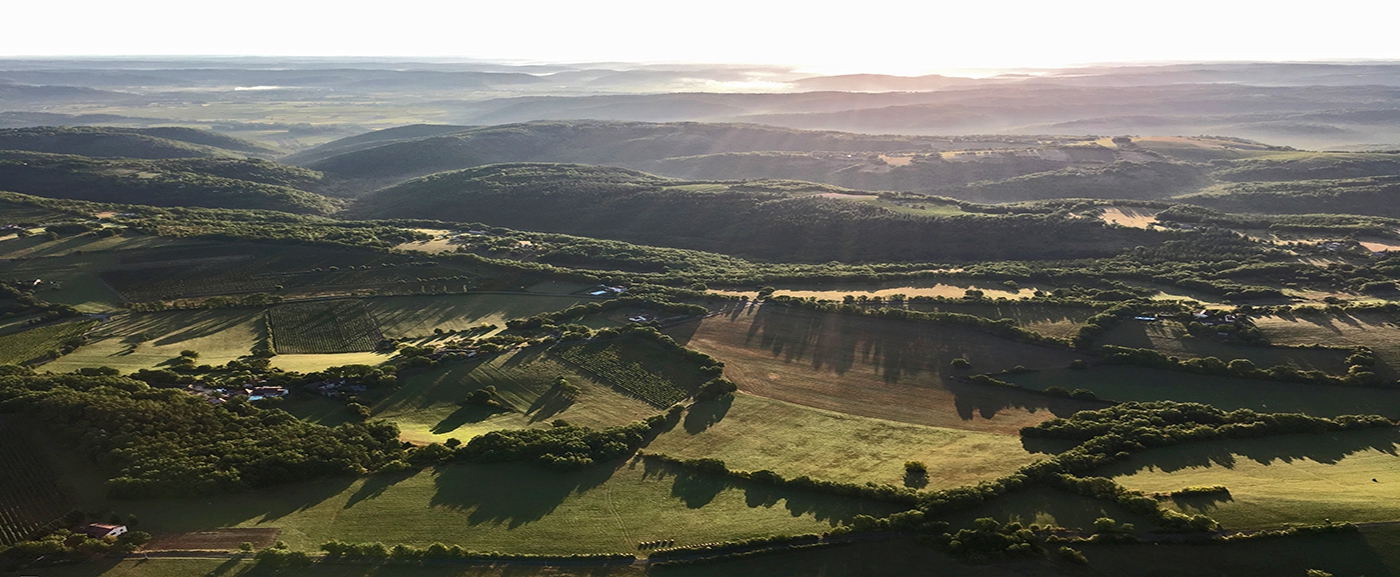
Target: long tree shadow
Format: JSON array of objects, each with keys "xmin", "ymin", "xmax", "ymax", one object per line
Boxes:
[
  {"xmin": 1099, "ymin": 427, "xmax": 1400, "ymax": 477},
  {"xmin": 1171, "ymin": 490, "xmax": 1234, "ymax": 513},
  {"xmin": 945, "ymin": 378, "xmax": 1105, "ymax": 421},
  {"xmin": 637, "ymin": 458, "xmax": 896, "ymax": 527},
  {"xmin": 430, "ymin": 405, "xmax": 511, "ymax": 434},
  {"xmin": 428, "ymin": 461, "xmax": 618, "ymax": 529},
  {"xmin": 343, "ymin": 470, "xmax": 418, "ymax": 508},
  {"xmin": 682, "ymin": 396, "xmax": 733, "ymax": 434},
  {"xmin": 525, "ymin": 387, "xmax": 577, "ymax": 423}
]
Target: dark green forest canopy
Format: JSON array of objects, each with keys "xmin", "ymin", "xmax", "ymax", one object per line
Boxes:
[
  {"xmin": 0, "ymin": 126, "xmax": 270, "ymax": 159},
  {"xmin": 0, "ymin": 371, "xmax": 405, "ymax": 498}
]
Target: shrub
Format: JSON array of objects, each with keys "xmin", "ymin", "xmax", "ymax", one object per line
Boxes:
[{"xmin": 1058, "ymin": 546, "xmax": 1088, "ymax": 565}]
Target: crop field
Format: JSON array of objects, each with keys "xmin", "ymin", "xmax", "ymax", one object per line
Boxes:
[
  {"xmin": 1002, "ymin": 365, "xmax": 1400, "ymax": 418},
  {"xmin": 665, "ymin": 305, "xmax": 1099, "ymax": 434},
  {"xmin": 1099, "ymin": 206, "xmax": 1159, "ymax": 228},
  {"xmin": 1095, "ymin": 319, "xmax": 1352, "ymax": 374},
  {"xmin": 553, "ymin": 338, "xmax": 709, "ymax": 407},
  {"xmin": 332, "ymin": 348, "xmax": 657, "ymax": 444},
  {"xmin": 365, "ymin": 293, "xmax": 589, "ymax": 339},
  {"xmin": 44, "ymin": 310, "xmax": 261, "ymax": 373},
  {"xmin": 1253, "ymin": 311, "xmax": 1400, "ymax": 379},
  {"xmin": 268, "ymin": 299, "xmax": 383, "ymax": 354},
  {"xmin": 71, "ymin": 460, "xmax": 897, "ymax": 554},
  {"xmin": 0, "ymin": 419, "xmax": 73, "ymax": 546},
  {"xmin": 645, "ymin": 394, "xmax": 1046, "ymax": 488},
  {"xmin": 1104, "ymin": 428, "xmax": 1400, "ymax": 529},
  {"xmin": 903, "ymin": 301, "xmax": 1102, "ymax": 339},
  {"xmin": 0, "ymin": 319, "xmax": 96, "ymax": 365}
]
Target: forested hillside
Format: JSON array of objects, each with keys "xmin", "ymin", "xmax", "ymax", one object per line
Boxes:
[
  {"xmin": 351, "ymin": 163, "xmax": 1162, "ymax": 262},
  {"xmin": 0, "ymin": 151, "xmax": 340, "ymax": 215},
  {"xmin": 0, "ymin": 126, "xmax": 271, "ymax": 159}
]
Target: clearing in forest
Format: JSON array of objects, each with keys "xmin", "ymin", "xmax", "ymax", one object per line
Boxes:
[
  {"xmin": 665, "ymin": 305, "xmax": 1099, "ymax": 434},
  {"xmin": 45, "ymin": 310, "xmax": 261, "ymax": 373}
]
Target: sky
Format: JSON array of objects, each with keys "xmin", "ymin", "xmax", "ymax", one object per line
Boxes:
[{"xmin": 7, "ymin": 0, "xmax": 1400, "ymax": 75}]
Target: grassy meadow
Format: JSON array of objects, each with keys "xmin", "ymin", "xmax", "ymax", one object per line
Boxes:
[
  {"xmin": 59, "ymin": 458, "xmax": 895, "ymax": 554},
  {"xmin": 45, "ymin": 310, "xmax": 261, "ymax": 373},
  {"xmin": 1254, "ymin": 310, "xmax": 1400, "ymax": 379},
  {"xmin": 645, "ymin": 393, "xmax": 1046, "ymax": 489},
  {"xmin": 289, "ymin": 348, "xmax": 659, "ymax": 444},
  {"xmin": 1001, "ymin": 365, "xmax": 1400, "ymax": 418},
  {"xmin": 666, "ymin": 305, "xmax": 1099, "ymax": 434},
  {"xmin": 1104, "ymin": 428, "xmax": 1400, "ymax": 529}
]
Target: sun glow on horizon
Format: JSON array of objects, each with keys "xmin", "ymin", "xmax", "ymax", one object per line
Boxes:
[{"xmin": 5, "ymin": 0, "xmax": 1400, "ymax": 73}]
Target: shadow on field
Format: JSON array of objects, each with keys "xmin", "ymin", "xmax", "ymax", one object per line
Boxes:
[
  {"xmin": 1171, "ymin": 490, "xmax": 1234, "ymax": 513},
  {"xmin": 1102, "ymin": 427, "xmax": 1400, "ymax": 476},
  {"xmin": 525, "ymin": 386, "xmax": 578, "ymax": 423},
  {"xmin": 683, "ymin": 396, "xmax": 732, "ymax": 433},
  {"xmin": 945, "ymin": 379, "xmax": 1101, "ymax": 421},
  {"xmin": 96, "ymin": 309, "xmax": 259, "ymax": 348},
  {"xmin": 344, "ymin": 470, "xmax": 417, "ymax": 508},
  {"xmin": 429, "ymin": 462, "xmax": 616, "ymax": 529},
  {"xmin": 431, "ymin": 405, "xmax": 510, "ymax": 434},
  {"xmin": 636, "ymin": 458, "xmax": 894, "ymax": 525}
]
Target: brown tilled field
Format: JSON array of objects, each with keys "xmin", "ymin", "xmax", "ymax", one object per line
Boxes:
[
  {"xmin": 666, "ymin": 305, "xmax": 1099, "ymax": 434},
  {"xmin": 142, "ymin": 528, "xmax": 280, "ymax": 551},
  {"xmin": 1253, "ymin": 310, "xmax": 1400, "ymax": 379}
]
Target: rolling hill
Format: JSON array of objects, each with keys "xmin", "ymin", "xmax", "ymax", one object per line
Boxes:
[
  {"xmin": 0, "ymin": 151, "xmax": 341, "ymax": 215},
  {"xmin": 349, "ymin": 163, "xmax": 1163, "ymax": 262},
  {"xmin": 0, "ymin": 126, "xmax": 273, "ymax": 159}
]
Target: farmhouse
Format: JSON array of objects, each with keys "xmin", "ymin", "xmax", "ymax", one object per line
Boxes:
[{"xmin": 79, "ymin": 524, "xmax": 128, "ymax": 540}]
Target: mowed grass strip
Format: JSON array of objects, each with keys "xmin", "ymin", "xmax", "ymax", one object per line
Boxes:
[
  {"xmin": 0, "ymin": 319, "xmax": 96, "ymax": 365},
  {"xmin": 268, "ymin": 299, "xmax": 383, "ymax": 354},
  {"xmin": 1104, "ymin": 427, "xmax": 1400, "ymax": 529},
  {"xmin": 646, "ymin": 393, "xmax": 1047, "ymax": 489},
  {"xmin": 666, "ymin": 305, "xmax": 1098, "ymax": 434},
  {"xmin": 1096, "ymin": 320, "xmax": 1352, "ymax": 374},
  {"xmin": 72, "ymin": 460, "xmax": 898, "ymax": 554},
  {"xmin": 1003, "ymin": 365, "xmax": 1400, "ymax": 419}
]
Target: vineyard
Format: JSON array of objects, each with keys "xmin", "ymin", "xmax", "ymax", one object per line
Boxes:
[
  {"xmin": 267, "ymin": 299, "xmax": 384, "ymax": 354},
  {"xmin": 552, "ymin": 340, "xmax": 697, "ymax": 407},
  {"xmin": 0, "ymin": 320, "xmax": 96, "ymax": 365},
  {"xmin": 0, "ymin": 420, "xmax": 74, "ymax": 546}
]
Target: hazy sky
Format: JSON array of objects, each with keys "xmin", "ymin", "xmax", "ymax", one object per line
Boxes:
[{"xmin": 8, "ymin": 0, "xmax": 1400, "ymax": 74}]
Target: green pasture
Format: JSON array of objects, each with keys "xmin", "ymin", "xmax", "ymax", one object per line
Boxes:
[
  {"xmin": 1096, "ymin": 320, "xmax": 1352, "ymax": 374},
  {"xmin": 0, "ymin": 252, "xmax": 131, "ymax": 312},
  {"xmin": 365, "ymin": 294, "xmax": 589, "ymax": 339},
  {"xmin": 1001, "ymin": 365, "xmax": 1400, "ymax": 418},
  {"xmin": 645, "ymin": 394, "xmax": 1044, "ymax": 489},
  {"xmin": 1105, "ymin": 427, "xmax": 1400, "ymax": 529},
  {"xmin": 287, "ymin": 348, "xmax": 657, "ymax": 444},
  {"xmin": 62, "ymin": 458, "xmax": 894, "ymax": 554},
  {"xmin": 0, "ymin": 319, "xmax": 97, "ymax": 365},
  {"xmin": 45, "ymin": 310, "xmax": 262, "ymax": 373},
  {"xmin": 1254, "ymin": 311, "xmax": 1400, "ymax": 380}
]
